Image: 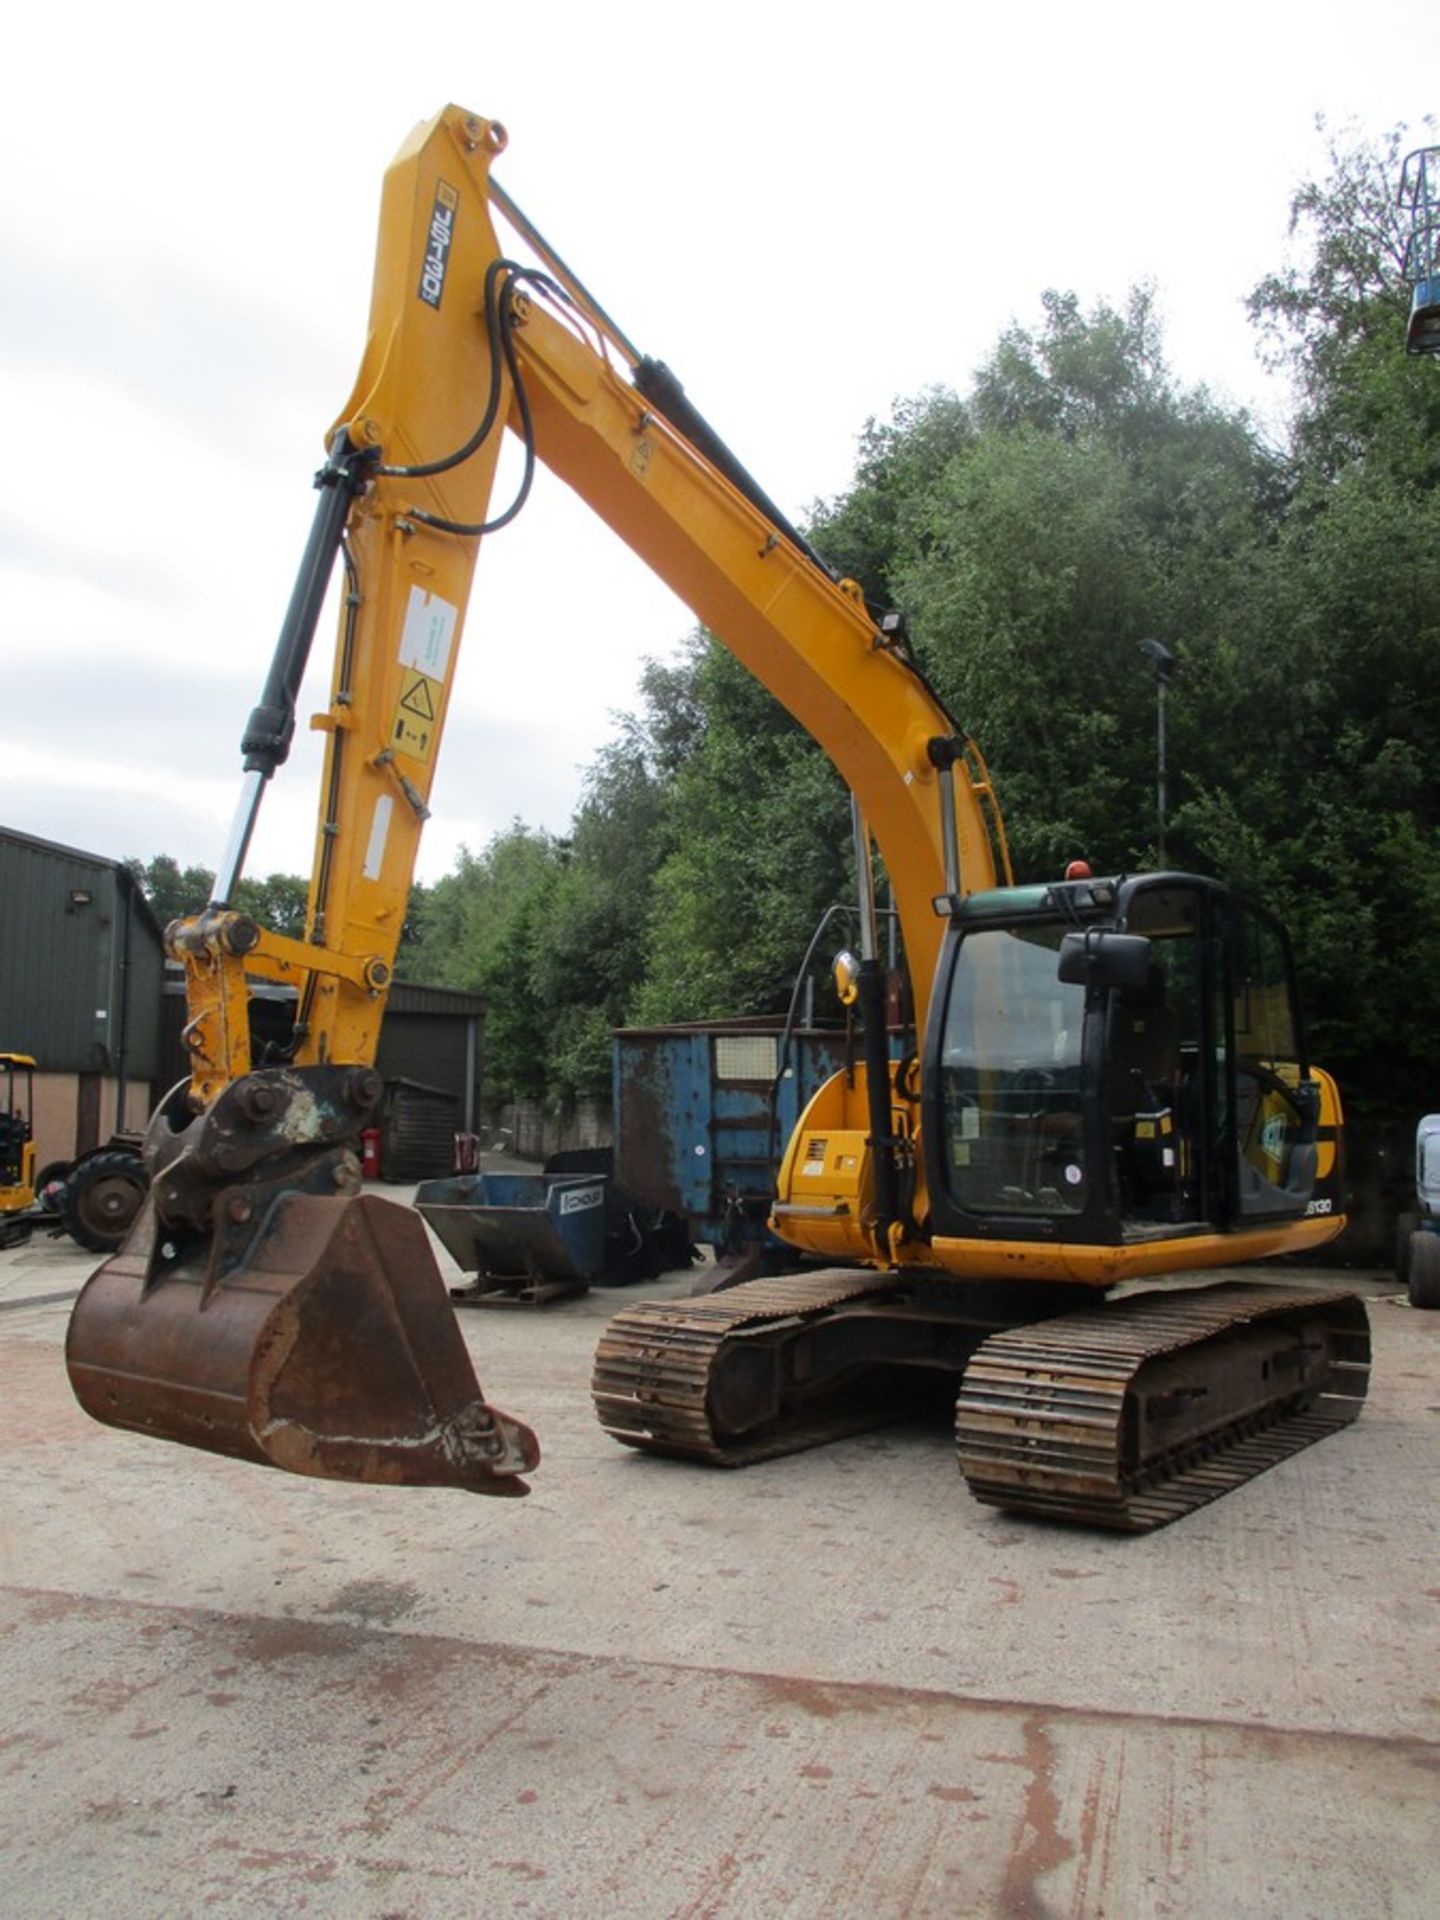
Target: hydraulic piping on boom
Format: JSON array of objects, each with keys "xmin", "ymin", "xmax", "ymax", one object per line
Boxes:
[{"xmin": 66, "ymin": 106, "xmax": 1369, "ymax": 1529}]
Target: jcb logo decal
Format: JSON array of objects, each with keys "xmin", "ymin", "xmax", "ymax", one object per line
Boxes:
[{"xmin": 418, "ymin": 181, "xmax": 459, "ymax": 309}]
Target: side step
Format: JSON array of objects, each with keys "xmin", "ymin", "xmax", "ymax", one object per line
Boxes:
[{"xmin": 955, "ymin": 1283, "xmax": 1370, "ymax": 1531}]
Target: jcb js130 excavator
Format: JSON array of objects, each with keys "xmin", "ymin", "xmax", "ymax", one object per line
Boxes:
[{"xmin": 66, "ymin": 106, "xmax": 1368, "ymax": 1529}]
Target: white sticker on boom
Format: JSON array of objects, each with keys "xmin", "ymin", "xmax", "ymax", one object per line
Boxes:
[
  {"xmin": 398, "ymin": 585, "xmax": 457, "ymax": 679},
  {"xmin": 363, "ymin": 794, "xmax": 394, "ymax": 881}
]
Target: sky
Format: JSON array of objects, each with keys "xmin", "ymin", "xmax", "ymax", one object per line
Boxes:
[{"xmin": 1, "ymin": 1, "xmax": 1434, "ymax": 887}]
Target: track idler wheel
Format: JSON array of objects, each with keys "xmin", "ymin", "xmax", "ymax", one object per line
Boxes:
[{"xmin": 66, "ymin": 1191, "xmax": 539, "ymax": 1495}]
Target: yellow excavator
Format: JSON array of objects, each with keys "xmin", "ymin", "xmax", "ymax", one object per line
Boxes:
[{"xmin": 66, "ymin": 106, "xmax": 1369, "ymax": 1529}]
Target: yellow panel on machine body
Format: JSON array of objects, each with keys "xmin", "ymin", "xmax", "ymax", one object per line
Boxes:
[{"xmin": 771, "ymin": 1060, "xmax": 929, "ymax": 1266}]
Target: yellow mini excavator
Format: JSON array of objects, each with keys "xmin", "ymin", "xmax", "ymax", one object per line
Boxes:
[{"xmin": 66, "ymin": 106, "xmax": 1369, "ymax": 1529}]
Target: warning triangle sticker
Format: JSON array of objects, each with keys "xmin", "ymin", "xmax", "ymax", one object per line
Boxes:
[{"xmin": 400, "ymin": 674, "xmax": 437, "ymax": 722}]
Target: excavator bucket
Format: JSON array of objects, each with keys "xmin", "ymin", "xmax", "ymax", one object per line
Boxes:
[{"xmin": 66, "ymin": 1191, "xmax": 539, "ymax": 1495}]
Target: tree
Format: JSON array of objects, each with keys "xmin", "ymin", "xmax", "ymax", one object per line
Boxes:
[
  {"xmin": 405, "ymin": 824, "xmax": 563, "ymax": 1103},
  {"xmin": 633, "ymin": 639, "xmax": 852, "ymax": 1024},
  {"xmin": 806, "ymin": 291, "xmax": 1280, "ymax": 879},
  {"xmin": 894, "ymin": 422, "xmax": 1165, "ymax": 873},
  {"xmin": 231, "ymin": 872, "xmax": 308, "ymax": 940},
  {"xmin": 1247, "ymin": 116, "xmax": 1440, "ymax": 486},
  {"xmin": 1220, "ymin": 119, "xmax": 1440, "ymax": 1105},
  {"xmin": 125, "ymin": 855, "xmax": 310, "ymax": 939},
  {"xmin": 530, "ymin": 727, "xmax": 675, "ymax": 1095},
  {"xmin": 123, "ymin": 854, "xmax": 214, "ymax": 928},
  {"xmin": 808, "ymin": 386, "xmax": 974, "ymax": 607}
]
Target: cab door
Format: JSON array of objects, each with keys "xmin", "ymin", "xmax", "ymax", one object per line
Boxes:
[
  {"xmin": 1224, "ymin": 899, "xmax": 1320, "ymax": 1220},
  {"xmin": 1116, "ymin": 883, "xmax": 1319, "ymax": 1230},
  {"xmin": 1111, "ymin": 883, "xmax": 1210, "ymax": 1229}
]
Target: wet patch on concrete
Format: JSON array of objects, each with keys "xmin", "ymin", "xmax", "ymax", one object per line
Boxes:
[{"xmin": 320, "ymin": 1580, "xmax": 423, "ymax": 1626}]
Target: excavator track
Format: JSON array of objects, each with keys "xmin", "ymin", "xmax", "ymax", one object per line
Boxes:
[
  {"xmin": 595, "ymin": 1276, "xmax": 1370, "ymax": 1532},
  {"xmin": 593, "ymin": 1270, "xmax": 907, "ymax": 1465},
  {"xmin": 955, "ymin": 1283, "xmax": 1370, "ymax": 1532}
]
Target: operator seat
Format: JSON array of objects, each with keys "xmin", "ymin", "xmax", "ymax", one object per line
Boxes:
[
  {"xmin": 1109, "ymin": 967, "xmax": 1184, "ymax": 1218},
  {"xmin": 1109, "ymin": 967, "xmax": 1180, "ymax": 1116}
]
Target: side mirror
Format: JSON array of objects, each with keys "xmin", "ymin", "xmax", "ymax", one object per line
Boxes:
[{"xmin": 1057, "ymin": 930, "xmax": 1153, "ymax": 991}]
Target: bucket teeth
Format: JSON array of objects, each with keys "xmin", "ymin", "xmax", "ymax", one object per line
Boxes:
[{"xmin": 66, "ymin": 1192, "xmax": 539, "ymax": 1496}]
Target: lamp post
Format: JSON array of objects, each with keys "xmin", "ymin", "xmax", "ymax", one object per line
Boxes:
[{"xmin": 1137, "ymin": 637, "xmax": 1178, "ymax": 866}]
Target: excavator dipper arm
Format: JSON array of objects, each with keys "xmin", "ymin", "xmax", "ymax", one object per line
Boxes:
[{"xmin": 67, "ymin": 113, "xmax": 537, "ymax": 1493}]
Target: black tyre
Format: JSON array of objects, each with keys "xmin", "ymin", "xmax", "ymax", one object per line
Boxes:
[
  {"xmin": 1408, "ymin": 1229, "xmax": 1440, "ymax": 1311},
  {"xmin": 33, "ymin": 1161, "xmax": 71, "ymax": 1213},
  {"xmin": 1396, "ymin": 1211, "xmax": 1421, "ymax": 1284},
  {"xmin": 59, "ymin": 1151, "xmax": 147, "ymax": 1253}
]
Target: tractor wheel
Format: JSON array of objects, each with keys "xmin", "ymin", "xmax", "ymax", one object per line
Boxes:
[
  {"xmin": 33, "ymin": 1162, "xmax": 71, "ymax": 1214},
  {"xmin": 1407, "ymin": 1230, "xmax": 1440, "ymax": 1311},
  {"xmin": 1396, "ymin": 1211, "xmax": 1420, "ymax": 1284},
  {"xmin": 59, "ymin": 1151, "xmax": 147, "ymax": 1253}
]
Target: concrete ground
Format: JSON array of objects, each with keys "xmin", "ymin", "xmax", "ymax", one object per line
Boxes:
[{"xmin": 0, "ymin": 1198, "xmax": 1436, "ymax": 1918}]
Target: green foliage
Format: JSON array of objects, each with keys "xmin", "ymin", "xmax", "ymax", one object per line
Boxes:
[
  {"xmin": 809, "ymin": 387, "xmax": 974, "ymax": 603},
  {"xmin": 123, "ymin": 854, "xmax": 214, "ymax": 928},
  {"xmin": 400, "ymin": 719, "xmax": 679, "ymax": 1103},
  {"xmin": 897, "ymin": 422, "xmax": 1164, "ymax": 872},
  {"xmin": 633, "ymin": 641, "xmax": 851, "ymax": 1024},
  {"xmin": 530, "ymin": 730, "xmax": 675, "ymax": 1093},
  {"xmin": 822, "ymin": 291, "xmax": 1280, "ymax": 879},
  {"xmin": 403, "ymin": 824, "xmax": 563, "ymax": 1103},
  {"xmin": 231, "ymin": 872, "xmax": 308, "ymax": 939},
  {"xmin": 125, "ymin": 855, "xmax": 309, "ymax": 938},
  {"xmin": 1211, "ymin": 122, "xmax": 1440, "ymax": 1103},
  {"xmin": 1175, "ymin": 464, "xmax": 1440, "ymax": 1102},
  {"xmin": 1248, "ymin": 116, "xmax": 1440, "ymax": 485},
  {"xmin": 971, "ymin": 287, "xmax": 1173, "ymax": 447}
]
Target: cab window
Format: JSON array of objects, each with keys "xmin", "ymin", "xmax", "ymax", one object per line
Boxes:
[
  {"xmin": 937, "ymin": 924, "xmax": 1088, "ymax": 1216},
  {"xmin": 1231, "ymin": 904, "xmax": 1315, "ymax": 1217}
]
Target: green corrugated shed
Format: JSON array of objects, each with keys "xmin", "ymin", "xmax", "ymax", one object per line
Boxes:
[
  {"xmin": 0, "ymin": 825, "xmax": 165, "ymax": 1080},
  {"xmin": 377, "ymin": 981, "xmax": 486, "ymax": 1137}
]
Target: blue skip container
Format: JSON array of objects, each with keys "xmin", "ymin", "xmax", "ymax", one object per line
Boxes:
[{"xmin": 415, "ymin": 1171, "xmax": 608, "ymax": 1298}]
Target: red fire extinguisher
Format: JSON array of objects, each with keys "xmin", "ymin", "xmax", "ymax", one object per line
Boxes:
[{"xmin": 360, "ymin": 1128, "xmax": 381, "ymax": 1180}]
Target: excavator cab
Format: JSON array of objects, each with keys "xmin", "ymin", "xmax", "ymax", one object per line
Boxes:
[
  {"xmin": 1400, "ymin": 145, "xmax": 1440, "ymax": 355},
  {"xmin": 921, "ymin": 873, "xmax": 1333, "ymax": 1252}
]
